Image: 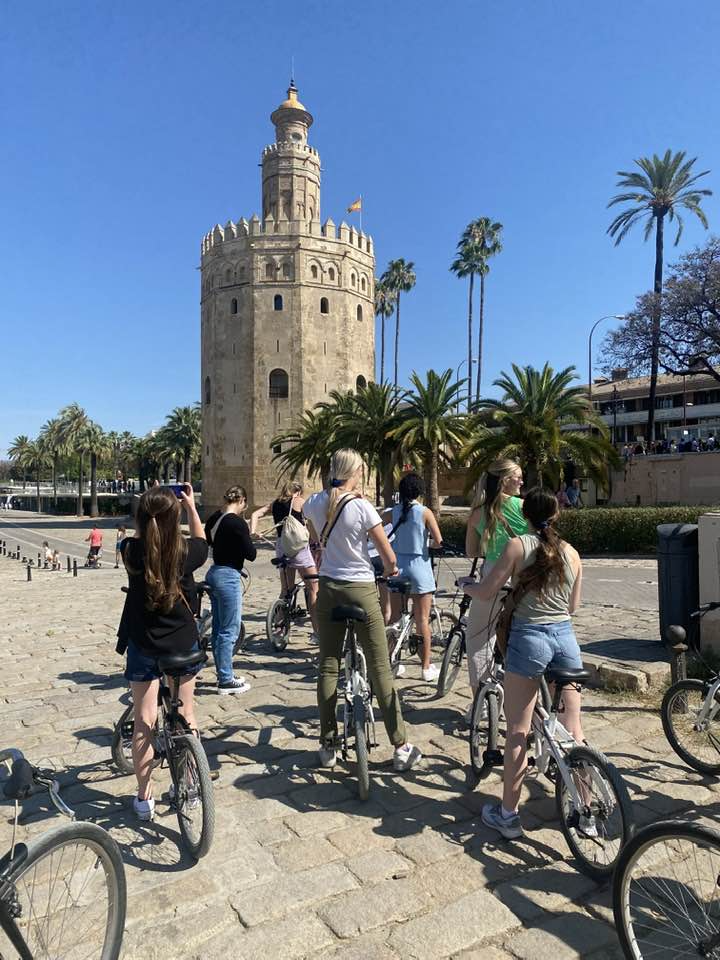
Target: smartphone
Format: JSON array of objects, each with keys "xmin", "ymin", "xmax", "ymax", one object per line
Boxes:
[{"xmin": 169, "ymin": 483, "xmax": 185, "ymax": 499}]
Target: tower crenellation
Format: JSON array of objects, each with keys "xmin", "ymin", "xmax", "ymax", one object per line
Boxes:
[{"xmin": 200, "ymin": 83, "xmax": 375, "ymax": 512}]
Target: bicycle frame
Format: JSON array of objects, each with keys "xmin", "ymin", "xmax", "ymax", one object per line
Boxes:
[
  {"xmin": 692, "ymin": 676, "xmax": 720, "ymax": 729},
  {"xmin": 341, "ymin": 625, "xmax": 376, "ymax": 757}
]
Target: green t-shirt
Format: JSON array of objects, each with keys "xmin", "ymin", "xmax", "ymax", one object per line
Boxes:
[{"xmin": 474, "ymin": 496, "xmax": 529, "ymax": 563}]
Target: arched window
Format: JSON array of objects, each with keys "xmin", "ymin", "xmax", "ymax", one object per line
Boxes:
[
  {"xmin": 282, "ymin": 262, "xmax": 292, "ymax": 279},
  {"xmin": 356, "ymin": 304, "xmax": 363, "ymax": 322},
  {"xmin": 269, "ymin": 368, "xmax": 289, "ymax": 399},
  {"xmin": 265, "ymin": 262, "xmax": 274, "ymax": 279},
  {"xmin": 225, "ymin": 269, "xmax": 232, "ymax": 283},
  {"xmin": 311, "ymin": 264, "xmax": 318, "ymax": 280},
  {"xmin": 230, "ymin": 298, "xmax": 238, "ymax": 315},
  {"xmin": 320, "ymin": 297, "xmax": 329, "ymax": 314},
  {"xmin": 350, "ymin": 272, "xmax": 357, "ymax": 288},
  {"xmin": 204, "ymin": 376, "xmax": 211, "ymax": 405},
  {"xmin": 356, "ymin": 375, "xmax": 367, "ymax": 392},
  {"xmin": 274, "ymin": 294, "xmax": 283, "ymax": 311},
  {"xmin": 361, "ymin": 276, "xmax": 367, "ymax": 292},
  {"xmin": 328, "ymin": 267, "xmax": 335, "ymax": 282}
]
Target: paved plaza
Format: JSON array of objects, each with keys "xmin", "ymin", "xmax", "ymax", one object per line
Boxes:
[{"xmin": 0, "ymin": 514, "xmax": 714, "ymax": 959}]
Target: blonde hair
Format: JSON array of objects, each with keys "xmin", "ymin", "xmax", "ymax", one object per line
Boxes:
[
  {"xmin": 279, "ymin": 480, "xmax": 303, "ymax": 502},
  {"xmin": 472, "ymin": 458, "xmax": 522, "ymax": 555},
  {"xmin": 326, "ymin": 448, "xmax": 364, "ymax": 528}
]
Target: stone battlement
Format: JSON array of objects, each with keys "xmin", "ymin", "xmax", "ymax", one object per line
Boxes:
[
  {"xmin": 201, "ymin": 217, "xmax": 373, "ymax": 257},
  {"xmin": 261, "ymin": 141, "xmax": 319, "ymax": 159}
]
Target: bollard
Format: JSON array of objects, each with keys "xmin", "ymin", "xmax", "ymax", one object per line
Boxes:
[
  {"xmin": 21, "ymin": 556, "xmax": 26, "ymax": 564},
  {"xmin": 66, "ymin": 556, "xmax": 71, "ymax": 573},
  {"xmin": 26, "ymin": 564, "xmax": 31, "ymax": 582},
  {"xmin": 37, "ymin": 552, "xmax": 41, "ymax": 567},
  {"xmin": 73, "ymin": 559, "xmax": 78, "ymax": 577}
]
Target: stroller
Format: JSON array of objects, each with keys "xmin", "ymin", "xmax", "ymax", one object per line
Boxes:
[{"xmin": 84, "ymin": 545, "xmax": 103, "ymax": 568}]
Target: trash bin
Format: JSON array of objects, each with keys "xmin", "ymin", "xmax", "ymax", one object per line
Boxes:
[{"xmin": 657, "ymin": 523, "xmax": 699, "ymax": 649}]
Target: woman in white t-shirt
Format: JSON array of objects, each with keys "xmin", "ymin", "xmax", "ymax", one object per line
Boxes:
[{"xmin": 304, "ymin": 449, "xmax": 421, "ymax": 773}]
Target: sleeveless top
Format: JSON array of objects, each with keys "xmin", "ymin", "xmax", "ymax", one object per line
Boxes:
[
  {"xmin": 271, "ymin": 498, "xmax": 304, "ymax": 537},
  {"xmin": 474, "ymin": 496, "xmax": 528, "ymax": 563},
  {"xmin": 512, "ymin": 533, "xmax": 576, "ymax": 624},
  {"xmin": 391, "ymin": 502, "xmax": 429, "ymax": 558}
]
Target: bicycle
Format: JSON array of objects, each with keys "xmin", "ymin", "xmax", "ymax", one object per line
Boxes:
[
  {"xmin": 265, "ymin": 558, "xmax": 319, "ymax": 651},
  {"xmin": 0, "ymin": 748, "xmax": 127, "ymax": 959},
  {"xmin": 613, "ymin": 819, "xmax": 720, "ymax": 959},
  {"xmin": 436, "ymin": 558, "xmax": 479, "ymax": 698},
  {"xmin": 332, "ymin": 602, "xmax": 377, "ymax": 801},
  {"xmin": 472, "ymin": 659, "xmax": 635, "ymax": 880},
  {"xmin": 110, "ymin": 648, "xmax": 215, "ymax": 860},
  {"xmin": 661, "ymin": 601, "xmax": 720, "ymax": 774},
  {"xmin": 196, "ymin": 571, "xmax": 250, "ymax": 656}
]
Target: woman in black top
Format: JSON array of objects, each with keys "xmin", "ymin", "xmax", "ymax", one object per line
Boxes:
[
  {"xmin": 118, "ymin": 483, "xmax": 207, "ymax": 821},
  {"xmin": 250, "ymin": 480, "xmax": 319, "ymax": 641},
  {"xmin": 204, "ymin": 485, "xmax": 257, "ymax": 693}
]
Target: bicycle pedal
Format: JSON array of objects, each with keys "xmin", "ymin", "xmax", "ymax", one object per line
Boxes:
[{"xmin": 483, "ymin": 749, "xmax": 504, "ymax": 767}]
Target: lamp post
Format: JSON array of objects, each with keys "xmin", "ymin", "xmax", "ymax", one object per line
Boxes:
[
  {"xmin": 588, "ymin": 315, "xmax": 626, "ymax": 406},
  {"xmin": 455, "ymin": 358, "xmax": 478, "ymax": 413},
  {"xmin": 612, "ymin": 383, "xmax": 618, "ymax": 447}
]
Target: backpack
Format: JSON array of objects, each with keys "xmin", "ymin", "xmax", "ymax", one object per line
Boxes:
[{"xmin": 279, "ymin": 496, "xmax": 310, "ymax": 557}]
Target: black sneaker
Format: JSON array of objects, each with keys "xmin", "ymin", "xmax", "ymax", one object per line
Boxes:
[{"xmin": 217, "ymin": 677, "xmax": 252, "ymax": 696}]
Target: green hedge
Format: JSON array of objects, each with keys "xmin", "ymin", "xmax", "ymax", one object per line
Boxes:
[{"xmin": 439, "ymin": 505, "xmax": 718, "ymax": 555}]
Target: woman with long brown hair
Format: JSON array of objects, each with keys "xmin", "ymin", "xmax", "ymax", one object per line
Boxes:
[
  {"xmin": 464, "ymin": 459, "xmax": 527, "ymax": 704},
  {"xmin": 463, "ymin": 487, "xmax": 584, "ymax": 839},
  {"xmin": 118, "ymin": 484, "xmax": 207, "ymax": 821}
]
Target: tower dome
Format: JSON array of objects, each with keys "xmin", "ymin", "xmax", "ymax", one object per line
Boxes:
[{"xmin": 271, "ymin": 81, "xmax": 313, "ymax": 144}]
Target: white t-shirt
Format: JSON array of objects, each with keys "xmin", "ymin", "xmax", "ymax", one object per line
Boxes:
[{"xmin": 304, "ymin": 491, "xmax": 382, "ymax": 582}]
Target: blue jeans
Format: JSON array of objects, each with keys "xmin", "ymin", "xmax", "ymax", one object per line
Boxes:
[{"xmin": 206, "ymin": 564, "xmax": 242, "ymax": 683}]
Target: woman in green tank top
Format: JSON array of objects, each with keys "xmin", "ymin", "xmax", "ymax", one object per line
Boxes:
[{"xmin": 463, "ymin": 459, "xmax": 527, "ymax": 702}]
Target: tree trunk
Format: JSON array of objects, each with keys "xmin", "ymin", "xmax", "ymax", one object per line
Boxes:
[
  {"xmin": 380, "ymin": 315, "xmax": 385, "ymax": 383},
  {"xmin": 647, "ymin": 213, "xmax": 665, "ymax": 443},
  {"xmin": 184, "ymin": 448, "xmax": 191, "ymax": 484},
  {"xmin": 36, "ymin": 470, "xmax": 41, "ymax": 514},
  {"xmin": 52, "ymin": 452, "xmax": 58, "ymax": 508},
  {"xmin": 90, "ymin": 452, "xmax": 98, "ymax": 518},
  {"xmin": 467, "ymin": 272, "xmax": 474, "ymax": 412},
  {"xmin": 382, "ymin": 456, "xmax": 395, "ymax": 508},
  {"xmin": 425, "ymin": 449, "xmax": 440, "ymax": 516},
  {"xmin": 476, "ymin": 272, "xmax": 485, "ymax": 404},
  {"xmin": 393, "ymin": 295, "xmax": 401, "ymax": 388},
  {"xmin": 162, "ymin": 461, "xmax": 169, "ymax": 484},
  {"xmin": 77, "ymin": 454, "xmax": 84, "ymax": 517}
]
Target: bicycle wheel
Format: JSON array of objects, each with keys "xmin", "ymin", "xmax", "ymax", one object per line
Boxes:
[
  {"xmin": 266, "ymin": 599, "xmax": 290, "ymax": 650},
  {"xmin": 233, "ymin": 621, "xmax": 248, "ymax": 655},
  {"xmin": 429, "ymin": 609, "xmax": 458, "ymax": 647},
  {"xmin": 0, "ymin": 820, "xmax": 126, "ymax": 960},
  {"xmin": 613, "ymin": 820, "xmax": 720, "ymax": 960},
  {"xmin": 110, "ymin": 703, "xmax": 135, "ymax": 776},
  {"xmin": 469, "ymin": 685, "xmax": 499, "ymax": 779},
  {"xmin": 436, "ymin": 627, "xmax": 464, "ymax": 699},
  {"xmin": 169, "ymin": 731, "xmax": 215, "ymax": 861},
  {"xmin": 661, "ymin": 678, "xmax": 720, "ymax": 775},
  {"xmin": 353, "ymin": 694, "xmax": 370, "ymax": 801},
  {"xmin": 241, "ymin": 568, "xmax": 251, "ymax": 596},
  {"xmin": 555, "ymin": 743, "xmax": 634, "ymax": 881},
  {"xmin": 197, "ymin": 609, "xmax": 213, "ymax": 650}
]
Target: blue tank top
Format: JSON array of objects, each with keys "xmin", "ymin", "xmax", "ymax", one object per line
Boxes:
[{"xmin": 391, "ymin": 502, "xmax": 429, "ymax": 557}]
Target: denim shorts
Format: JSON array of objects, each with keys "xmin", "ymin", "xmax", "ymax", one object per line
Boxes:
[
  {"xmin": 504, "ymin": 619, "xmax": 583, "ymax": 679},
  {"xmin": 124, "ymin": 640, "xmax": 203, "ymax": 683}
]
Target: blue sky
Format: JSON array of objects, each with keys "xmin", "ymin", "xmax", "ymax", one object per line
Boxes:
[{"xmin": 2, "ymin": 0, "xmax": 719, "ymax": 455}]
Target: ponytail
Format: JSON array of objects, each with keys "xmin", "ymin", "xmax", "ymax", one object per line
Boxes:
[
  {"xmin": 127, "ymin": 487, "xmax": 187, "ymax": 614},
  {"xmin": 473, "ymin": 458, "xmax": 522, "ymax": 555},
  {"xmin": 325, "ymin": 449, "xmax": 364, "ymax": 527},
  {"xmin": 517, "ymin": 488, "xmax": 565, "ymax": 596}
]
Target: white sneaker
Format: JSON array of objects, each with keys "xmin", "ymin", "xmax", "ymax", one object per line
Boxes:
[
  {"xmin": 394, "ymin": 663, "xmax": 406, "ymax": 678},
  {"xmin": 318, "ymin": 742, "xmax": 337, "ymax": 768},
  {"xmin": 422, "ymin": 664, "xmax": 440, "ymax": 683},
  {"xmin": 217, "ymin": 677, "xmax": 251, "ymax": 695},
  {"xmin": 393, "ymin": 743, "xmax": 422, "ymax": 771},
  {"xmin": 133, "ymin": 796, "xmax": 155, "ymax": 821}
]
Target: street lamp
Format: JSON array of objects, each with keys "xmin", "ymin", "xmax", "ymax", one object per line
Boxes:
[
  {"xmin": 456, "ymin": 357, "xmax": 478, "ymax": 413},
  {"xmin": 588, "ymin": 315, "xmax": 626, "ymax": 405}
]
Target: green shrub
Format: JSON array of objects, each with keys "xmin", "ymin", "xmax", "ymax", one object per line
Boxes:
[{"xmin": 439, "ymin": 505, "xmax": 718, "ymax": 555}]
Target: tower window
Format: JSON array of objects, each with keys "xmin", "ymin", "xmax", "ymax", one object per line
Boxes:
[
  {"xmin": 269, "ymin": 368, "xmax": 289, "ymax": 399},
  {"xmin": 357, "ymin": 305, "xmax": 363, "ymax": 322},
  {"xmin": 231, "ymin": 298, "xmax": 238, "ymax": 315},
  {"xmin": 361, "ymin": 277, "xmax": 367, "ymax": 292},
  {"xmin": 225, "ymin": 269, "xmax": 232, "ymax": 283},
  {"xmin": 265, "ymin": 262, "xmax": 274, "ymax": 279},
  {"xmin": 282, "ymin": 262, "xmax": 292, "ymax": 279},
  {"xmin": 311, "ymin": 265, "xmax": 318, "ymax": 280},
  {"xmin": 328, "ymin": 267, "xmax": 335, "ymax": 282},
  {"xmin": 204, "ymin": 376, "xmax": 211, "ymax": 405},
  {"xmin": 351, "ymin": 272, "xmax": 357, "ymax": 288},
  {"xmin": 356, "ymin": 375, "xmax": 367, "ymax": 391},
  {"xmin": 274, "ymin": 294, "xmax": 283, "ymax": 311},
  {"xmin": 320, "ymin": 297, "xmax": 329, "ymax": 314}
]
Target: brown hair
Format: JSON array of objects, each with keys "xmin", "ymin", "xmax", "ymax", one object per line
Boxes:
[
  {"xmin": 472, "ymin": 458, "xmax": 521, "ymax": 555},
  {"xmin": 517, "ymin": 487, "xmax": 566, "ymax": 596},
  {"xmin": 278, "ymin": 480, "xmax": 303, "ymax": 502},
  {"xmin": 129, "ymin": 487, "xmax": 187, "ymax": 614},
  {"xmin": 223, "ymin": 485, "xmax": 247, "ymax": 504}
]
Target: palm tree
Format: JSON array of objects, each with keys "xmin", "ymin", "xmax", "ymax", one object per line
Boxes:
[
  {"xmin": 79, "ymin": 422, "xmax": 111, "ymax": 518},
  {"xmin": 451, "ymin": 238, "xmax": 484, "ymax": 412},
  {"xmin": 7, "ymin": 435, "xmax": 31, "ymax": 490},
  {"xmin": 164, "ymin": 405, "xmax": 201, "ymax": 483},
  {"xmin": 381, "ymin": 258, "xmax": 416, "ymax": 388},
  {"xmin": 463, "ymin": 218, "xmax": 503, "ymax": 403},
  {"xmin": 271, "ymin": 407, "xmax": 336, "ymax": 483},
  {"xmin": 18, "ymin": 439, "xmax": 50, "ymax": 514},
  {"xmin": 608, "ymin": 150, "xmax": 712, "ymax": 441},
  {"xmin": 374, "ymin": 279, "xmax": 396, "ymax": 383},
  {"xmin": 39, "ymin": 417, "xmax": 65, "ymax": 507},
  {"xmin": 464, "ymin": 363, "xmax": 619, "ymax": 491},
  {"xmin": 392, "ymin": 369, "xmax": 469, "ymax": 515},
  {"xmin": 58, "ymin": 403, "xmax": 90, "ymax": 515},
  {"xmin": 335, "ymin": 382, "xmax": 405, "ymax": 505}
]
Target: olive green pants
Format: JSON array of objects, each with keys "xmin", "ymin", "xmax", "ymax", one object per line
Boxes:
[{"xmin": 316, "ymin": 577, "xmax": 406, "ymax": 748}]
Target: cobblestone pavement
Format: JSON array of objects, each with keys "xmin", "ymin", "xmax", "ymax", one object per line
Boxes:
[{"xmin": 0, "ymin": 519, "xmax": 710, "ymax": 959}]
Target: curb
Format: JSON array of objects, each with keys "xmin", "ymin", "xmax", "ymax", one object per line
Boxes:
[{"xmin": 582, "ymin": 653, "xmax": 670, "ymax": 694}]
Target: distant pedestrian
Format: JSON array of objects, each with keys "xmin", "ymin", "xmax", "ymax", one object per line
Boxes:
[
  {"xmin": 42, "ymin": 541, "xmax": 53, "ymax": 567},
  {"xmin": 52, "ymin": 549, "xmax": 60, "ymax": 570},
  {"xmin": 556, "ymin": 483, "xmax": 570, "ymax": 510},
  {"xmin": 115, "ymin": 525, "xmax": 127, "ymax": 568},
  {"xmin": 566, "ymin": 479, "xmax": 583, "ymax": 509},
  {"xmin": 84, "ymin": 525, "xmax": 103, "ymax": 567}
]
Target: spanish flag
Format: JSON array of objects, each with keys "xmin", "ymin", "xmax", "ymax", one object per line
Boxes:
[{"xmin": 347, "ymin": 197, "xmax": 362, "ymax": 213}]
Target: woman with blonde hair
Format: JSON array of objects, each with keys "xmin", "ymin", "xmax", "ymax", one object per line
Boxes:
[
  {"xmin": 304, "ymin": 449, "xmax": 421, "ymax": 772},
  {"xmin": 464, "ymin": 458, "xmax": 527, "ymax": 705},
  {"xmin": 117, "ymin": 484, "xmax": 207, "ymax": 820},
  {"xmin": 250, "ymin": 479, "xmax": 319, "ymax": 641}
]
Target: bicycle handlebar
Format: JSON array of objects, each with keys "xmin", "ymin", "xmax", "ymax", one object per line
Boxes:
[
  {"xmin": 0, "ymin": 750, "xmax": 75, "ymax": 819},
  {"xmin": 691, "ymin": 601, "xmax": 720, "ymax": 619}
]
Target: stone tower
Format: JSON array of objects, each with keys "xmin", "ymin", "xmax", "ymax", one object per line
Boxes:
[{"xmin": 200, "ymin": 83, "xmax": 375, "ymax": 512}]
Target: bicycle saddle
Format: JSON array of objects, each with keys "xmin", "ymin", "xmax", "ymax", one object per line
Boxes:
[
  {"xmin": 386, "ymin": 577, "xmax": 412, "ymax": 594},
  {"xmin": 271, "ymin": 558, "xmax": 287, "ymax": 568},
  {"xmin": 157, "ymin": 650, "xmax": 208, "ymax": 675},
  {"xmin": 331, "ymin": 604, "xmax": 367, "ymax": 624},
  {"xmin": 544, "ymin": 667, "xmax": 591, "ymax": 687}
]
